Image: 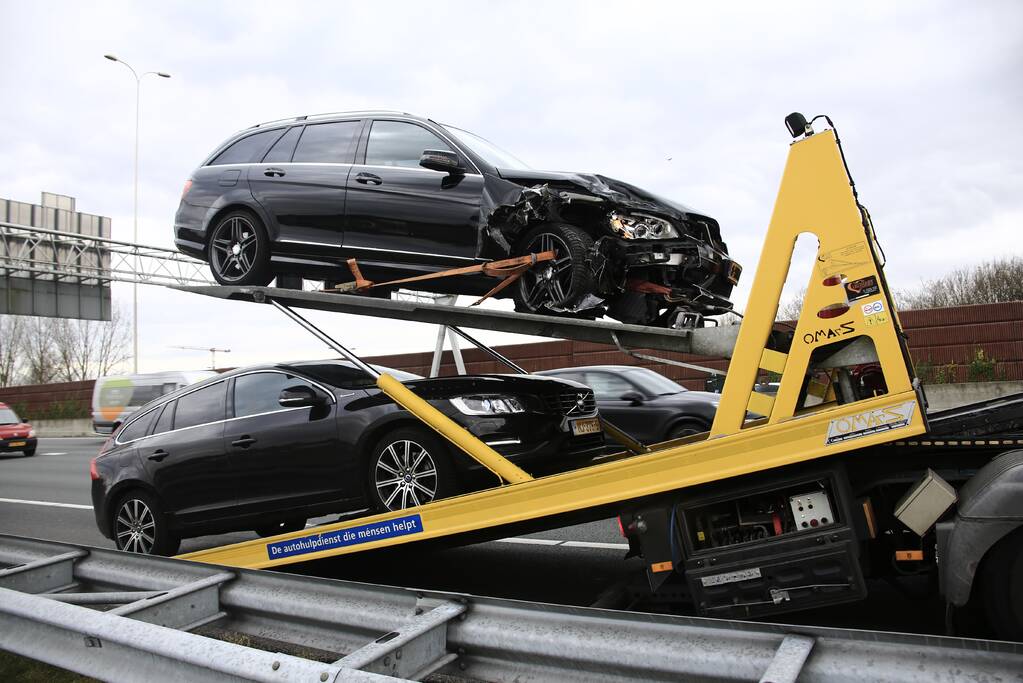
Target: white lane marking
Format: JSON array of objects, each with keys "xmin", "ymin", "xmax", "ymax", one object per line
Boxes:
[
  {"xmin": 498, "ymin": 537, "xmax": 562, "ymax": 546},
  {"xmin": 562, "ymin": 541, "xmax": 630, "ymax": 550},
  {"xmin": 0, "ymin": 497, "xmax": 93, "ymax": 510},
  {"xmin": 42, "ymin": 452, "xmax": 68, "ymax": 456},
  {"xmin": 497, "ymin": 537, "xmax": 628, "ymax": 550}
]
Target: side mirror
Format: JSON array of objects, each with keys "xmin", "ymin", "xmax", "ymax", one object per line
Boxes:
[
  {"xmin": 419, "ymin": 149, "xmax": 464, "ymax": 174},
  {"xmin": 620, "ymin": 391, "xmax": 645, "ymax": 406},
  {"xmin": 279, "ymin": 385, "xmax": 326, "ymax": 408}
]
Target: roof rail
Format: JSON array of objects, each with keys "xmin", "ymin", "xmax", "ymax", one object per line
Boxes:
[{"xmin": 247, "ymin": 110, "xmax": 412, "ymax": 129}]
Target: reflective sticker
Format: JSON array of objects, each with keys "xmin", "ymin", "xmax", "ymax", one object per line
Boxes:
[
  {"xmin": 826, "ymin": 400, "xmax": 916, "ymax": 445},
  {"xmin": 700, "ymin": 567, "xmax": 762, "ymax": 586},
  {"xmin": 266, "ymin": 514, "xmax": 423, "ymax": 560},
  {"xmin": 861, "ymin": 299, "xmax": 889, "ymax": 327},
  {"xmin": 650, "ymin": 560, "xmax": 674, "ymax": 573}
]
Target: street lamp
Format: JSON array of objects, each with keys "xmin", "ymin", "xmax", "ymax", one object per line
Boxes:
[{"xmin": 104, "ymin": 54, "xmax": 170, "ymax": 374}]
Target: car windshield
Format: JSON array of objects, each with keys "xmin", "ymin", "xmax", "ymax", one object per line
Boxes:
[
  {"xmin": 442, "ymin": 125, "xmax": 530, "ymax": 170},
  {"xmin": 625, "ymin": 368, "xmax": 687, "ymax": 396},
  {"xmin": 0, "ymin": 408, "xmax": 21, "ymax": 424},
  {"xmin": 294, "ymin": 361, "xmax": 422, "ymax": 389}
]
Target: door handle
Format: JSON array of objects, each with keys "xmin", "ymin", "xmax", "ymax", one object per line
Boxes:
[
  {"xmin": 232, "ymin": 436, "xmax": 257, "ymax": 448},
  {"xmin": 147, "ymin": 449, "xmax": 169, "ymax": 462},
  {"xmin": 355, "ymin": 172, "xmax": 382, "ymax": 185},
  {"xmin": 263, "ymin": 167, "xmax": 286, "ymax": 177}
]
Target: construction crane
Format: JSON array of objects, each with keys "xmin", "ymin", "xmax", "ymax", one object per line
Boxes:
[{"xmin": 170, "ymin": 345, "xmax": 231, "ymax": 370}]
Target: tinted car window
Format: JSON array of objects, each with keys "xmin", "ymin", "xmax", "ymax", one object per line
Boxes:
[
  {"xmin": 366, "ymin": 121, "xmax": 452, "ymax": 168},
  {"xmin": 296, "ymin": 362, "xmax": 420, "ymax": 389},
  {"xmin": 152, "ymin": 401, "xmax": 175, "ymax": 435},
  {"xmin": 292, "ymin": 121, "xmax": 360, "ymax": 163},
  {"xmin": 262, "ymin": 126, "xmax": 301, "ymax": 163},
  {"xmin": 582, "ymin": 372, "xmax": 634, "ymax": 399},
  {"xmin": 209, "ymin": 130, "xmax": 281, "ymax": 166},
  {"xmin": 234, "ymin": 372, "xmax": 305, "ymax": 418},
  {"xmin": 118, "ymin": 408, "xmax": 158, "ymax": 442},
  {"xmin": 174, "ymin": 382, "xmax": 226, "ymax": 430}
]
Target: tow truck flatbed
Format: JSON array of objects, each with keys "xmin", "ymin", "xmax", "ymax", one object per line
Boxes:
[{"xmin": 175, "ymin": 125, "xmax": 934, "ymax": 573}]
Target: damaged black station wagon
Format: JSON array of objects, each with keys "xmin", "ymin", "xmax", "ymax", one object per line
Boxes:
[{"xmin": 175, "ymin": 111, "xmax": 741, "ymax": 327}]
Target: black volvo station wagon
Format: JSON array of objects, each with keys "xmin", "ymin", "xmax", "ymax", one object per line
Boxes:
[
  {"xmin": 90, "ymin": 360, "xmax": 603, "ymax": 555},
  {"xmin": 175, "ymin": 111, "xmax": 740, "ymax": 327}
]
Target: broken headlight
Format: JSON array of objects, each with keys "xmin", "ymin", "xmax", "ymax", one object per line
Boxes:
[{"xmin": 609, "ymin": 212, "xmax": 680, "ymax": 240}]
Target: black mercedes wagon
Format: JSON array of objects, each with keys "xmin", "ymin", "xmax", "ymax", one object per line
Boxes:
[
  {"xmin": 90, "ymin": 360, "xmax": 603, "ymax": 555},
  {"xmin": 175, "ymin": 111, "xmax": 740, "ymax": 327}
]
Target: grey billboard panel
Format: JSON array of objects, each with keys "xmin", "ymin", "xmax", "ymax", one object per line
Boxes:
[
  {"xmin": 0, "ymin": 193, "xmax": 113, "ymax": 321},
  {"xmin": 0, "ymin": 275, "xmax": 111, "ymax": 320}
]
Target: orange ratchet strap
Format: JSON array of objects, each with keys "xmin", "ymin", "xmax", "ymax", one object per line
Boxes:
[{"xmin": 329, "ymin": 251, "xmax": 556, "ymax": 306}]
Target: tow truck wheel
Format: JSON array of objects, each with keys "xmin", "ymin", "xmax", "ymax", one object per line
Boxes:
[
  {"xmin": 207, "ymin": 210, "xmax": 273, "ymax": 286},
  {"xmin": 112, "ymin": 490, "xmax": 180, "ymax": 556},
  {"xmin": 980, "ymin": 526, "xmax": 1023, "ymax": 640},
  {"xmin": 515, "ymin": 224, "xmax": 595, "ymax": 314},
  {"xmin": 254, "ymin": 519, "xmax": 306, "ymax": 538},
  {"xmin": 368, "ymin": 428, "xmax": 456, "ymax": 512}
]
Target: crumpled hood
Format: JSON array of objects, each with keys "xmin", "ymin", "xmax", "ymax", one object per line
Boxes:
[{"xmin": 495, "ymin": 168, "xmax": 702, "ymax": 221}]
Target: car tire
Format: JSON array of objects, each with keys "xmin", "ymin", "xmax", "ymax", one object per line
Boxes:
[
  {"xmin": 368, "ymin": 427, "xmax": 457, "ymax": 512},
  {"xmin": 667, "ymin": 420, "xmax": 707, "ymax": 440},
  {"xmin": 112, "ymin": 490, "xmax": 181, "ymax": 556},
  {"xmin": 515, "ymin": 223, "xmax": 596, "ymax": 314},
  {"xmin": 254, "ymin": 518, "xmax": 307, "ymax": 538},
  {"xmin": 23, "ymin": 446, "xmax": 36, "ymax": 457},
  {"xmin": 207, "ymin": 209, "xmax": 273, "ymax": 286},
  {"xmin": 980, "ymin": 526, "xmax": 1023, "ymax": 640}
]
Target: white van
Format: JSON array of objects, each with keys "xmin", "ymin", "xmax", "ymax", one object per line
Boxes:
[{"xmin": 92, "ymin": 371, "xmax": 218, "ymax": 434}]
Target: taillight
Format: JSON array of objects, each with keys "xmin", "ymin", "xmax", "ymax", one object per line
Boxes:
[
  {"xmin": 181, "ymin": 179, "xmax": 193, "ymax": 199},
  {"xmin": 617, "ymin": 516, "xmax": 626, "ymax": 537},
  {"xmin": 89, "ymin": 457, "xmax": 100, "ymax": 481}
]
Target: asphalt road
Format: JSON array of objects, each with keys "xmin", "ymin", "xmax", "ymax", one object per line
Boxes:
[
  {"xmin": 0, "ymin": 438, "xmax": 638, "ymax": 607},
  {"xmin": 0, "ymin": 438, "xmax": 955, "ymax": 635}
]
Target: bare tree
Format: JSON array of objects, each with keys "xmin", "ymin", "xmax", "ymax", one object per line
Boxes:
[
  {"xmin": 898, "ymin": 256, "xmax": 1023, "ymax": 310},
  {"xmin": 778, "ymin": 287, "xmax": 807, "ymax": 321},
  {"xmin": 0, "ymin": 315, "xmax": 25, "ymax": 386},
  {"xmin": 19, "ymin": 316, "xmax": 60, "ymax": 385},
  {"xmin": 52, "ymin": 305, "xmax": 131, "ymax": 382}
]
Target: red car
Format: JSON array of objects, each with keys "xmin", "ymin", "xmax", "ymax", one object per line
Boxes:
[{"xmin": 0, "ymin": 402, "xmax": 36, "ymax": 457}]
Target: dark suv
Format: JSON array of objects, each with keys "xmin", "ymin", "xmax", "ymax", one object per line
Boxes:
[
  {"xmin": 175, "ymin": 111, "xmax": 740, "ymax": 327},
  {"xmin": 90, "ymin": 360, "xmax": 603, "ymax": 555}
]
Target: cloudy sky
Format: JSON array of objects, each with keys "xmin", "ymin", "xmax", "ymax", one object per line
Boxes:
[{"xmin": 2, "ymin": 1, "xmax": 1021, "ymax": 373}]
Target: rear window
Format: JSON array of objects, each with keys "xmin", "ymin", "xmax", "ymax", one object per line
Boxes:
[
  {"xmin": 209, "ymin": 129, "xmax": 282, "ymax": 166},
  {"xmin": 174, "ymin": 382, "xmax": 226, "ymax": 430},
  {"xmin": 152, "ymin": 402, "xmax": 175, "ymax": 435},
  {"xmin": 262, "ymin": 126, "xmax": 302, "ymax": 163},
  {"xmin": 292, "ymin": 121, "xmax": 361, "ymax": 163},
  {"xmin": 118, "ymin": 408, "xmax": 158, "ymax": 442}
]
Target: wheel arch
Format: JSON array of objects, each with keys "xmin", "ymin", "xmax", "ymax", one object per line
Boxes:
[
  {"xmin": 664, "ymin": 415, "xmax": 711, "ymax": 439},
  {"xmin": 938, "ymin": 449, "xmax": 1023, "ymax": 606},
  {"xmin": 203, "ymin": 199, "xmax": 276, "ymax": 248}
]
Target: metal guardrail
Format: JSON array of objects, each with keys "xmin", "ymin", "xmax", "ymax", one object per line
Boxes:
[
  {"xmin": 0, "ymin": 220, "xmax": 213, "ymax": 287},
  {"xmin": 1, "ymin": 535, "xmax": 1020, "ymax": 682}
]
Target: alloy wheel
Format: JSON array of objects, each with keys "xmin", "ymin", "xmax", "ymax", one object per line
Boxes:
[
  {"xmin": 210, "ymin": 216, "xmax": 258, "ymax": 282},
  {"xmin": 520, "ymin": 232, "xmax": 575, "ymax": 310},
  {"xmin": 115, "ymin": 498, "xmax": 156, "ymax": 554},
  {"xmin": 375, "ymin": 440, "xmax": 439, "ymax": 511}
]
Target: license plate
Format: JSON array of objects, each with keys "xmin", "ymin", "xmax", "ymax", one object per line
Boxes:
[
  {"xmin": 8, "ymin": 441, "xmax": 26, "ymax": 447},
  {"xmin": 570, "ymin": 417, "xmax": 601, "ymax": 436}
]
